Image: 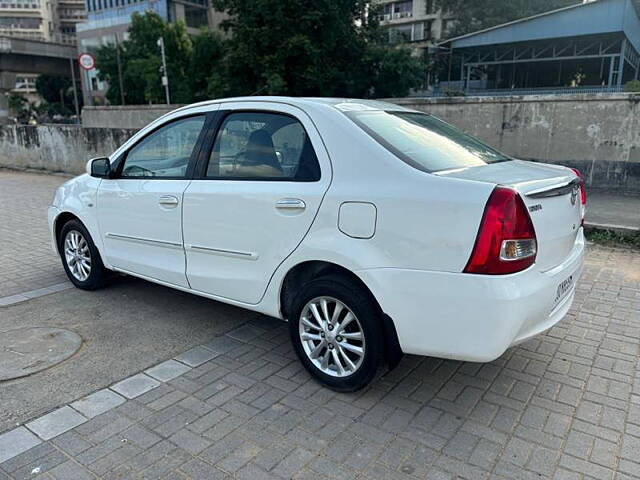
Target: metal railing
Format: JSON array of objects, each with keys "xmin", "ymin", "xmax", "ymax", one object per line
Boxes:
[{"xmin": 427, "ymin": 85, "xmax": 627, "ymax": 97}]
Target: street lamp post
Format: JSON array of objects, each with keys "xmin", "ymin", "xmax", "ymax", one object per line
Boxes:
[{"xmin": 157, "ymin": 37, "xmax": 170, "ymax": 105}]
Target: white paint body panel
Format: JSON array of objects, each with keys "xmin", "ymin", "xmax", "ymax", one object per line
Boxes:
[
  {"xmin": 49, "ymin": 96, "xmax": 585, "ymax": 363},
  {"xmin": 97, "ymin": 179, "xmax": 191, "ymax": 287}
]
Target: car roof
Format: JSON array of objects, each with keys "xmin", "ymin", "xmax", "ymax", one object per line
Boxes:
[{"xmin": 174, "ymin": 96, "xmax": 413, "ymax": 115}]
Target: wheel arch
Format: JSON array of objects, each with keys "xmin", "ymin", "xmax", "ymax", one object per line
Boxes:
[
  {"xmin": 54, "ymin": 211, "xmax": 82, "ymax": 253},
  {"xmin": 279, "ymin": 260, "xmax": 403, "ymax": 368},
  {"xmin": 53, "ymin": 211, "xmax": 104, "ymax": 261}
]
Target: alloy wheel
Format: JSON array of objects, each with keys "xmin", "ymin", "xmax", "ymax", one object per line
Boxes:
[
  {"xmin": 64, "ymin": 230, "xmax": 92, "ymax": 282},
  {"xmin": 299, "ymin": 296, "xmax": 366, "ymax": 377}
]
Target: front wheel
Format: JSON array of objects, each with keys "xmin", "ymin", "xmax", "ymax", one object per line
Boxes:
[
  {"xmin": 289, "ymin": 275, "xmax": 383, "ymax": 392},
  {"xmin": 58, "ymin": 219, "xmax": 107, "ymax": 290}
]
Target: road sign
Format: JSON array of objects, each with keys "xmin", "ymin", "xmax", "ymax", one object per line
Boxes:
[{"xmin": 78, "ymin": 53, "xmax": 96, "ymax": 71}]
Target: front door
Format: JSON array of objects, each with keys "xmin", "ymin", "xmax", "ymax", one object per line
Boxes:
[
  {"xmin": 182, "ymin": 104, "xmax": 331, "ymax": 304},
  {"xmin": 97, "ymin": 114, "xmax": 207, "ymax": 287}
]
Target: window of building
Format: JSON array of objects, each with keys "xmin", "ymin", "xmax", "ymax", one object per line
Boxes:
[
  {"xmin": 388, "ymin": 21, "xmax": 425, "ymax": 44},
  {"xmin": 394, "ymin": 0, "xmax": 412, "ymax": 15},
  {"xmin": 442, "ymin": 19, "xmax": 454, "ymax": 35},
  {"xmin": 185, "ymin": 4, "xmax": 208, "ymax": 28},
  {"xmin": 0, "ymin": 16, "xmax": 42, "ymax": 29},
  {"xmin": 424, "ymin": 20, "xmax": 433, "ymax": 40},
  {"xmin": 380, "ymin": 0, "xmax": 413, "ymax": 20},
  {"xmin": 0, "ymin": 0, "xmax": 40, "ymax": 9},
  {"xmin": 13, "ymin": 75, "xmax": 37, "ymax": 92},
  {"xmin": 425, "ymin": 0, "xmax": 435, "ymax": 14}
]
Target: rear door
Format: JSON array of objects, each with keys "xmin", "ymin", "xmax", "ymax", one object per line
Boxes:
[{"xmin": 182, "ymin": 102, "xmax": 332, "ymax": 304}]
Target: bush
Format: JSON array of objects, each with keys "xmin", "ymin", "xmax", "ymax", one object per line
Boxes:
[{"xmin": 624, "ymin": 79, "xmax": 640, "ymax": 92}]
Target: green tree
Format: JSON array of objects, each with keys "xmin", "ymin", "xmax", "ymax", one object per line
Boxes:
[
  {"xmin": 189, "ymin": 29, "xmax": 227, "ymax": 101},
  {"xmin": 212, "ymin": 0, "xmax": 424, "ymax": 98},
  {"xmin": 35, "ymin": 74, "xmax": 81, "ymax": 118},
  {"xmin": 35, "ymin": 74, "xmax": 71, "ymax": 104},
  {"xmin": 435, "ymin": 0, "xmax": 579, "ymax": 38},
  {"xmin": 8, "ymin": 93, "xmax": 32, "ymax": 123},
  {"xmin": 96, "ymin": 11, "xmax": 194, "ymax": 105}
]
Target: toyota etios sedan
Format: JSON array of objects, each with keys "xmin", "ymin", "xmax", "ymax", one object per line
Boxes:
[{"xmin": 49, "ymin": 97, "xmax": 585, "ymax": 391}]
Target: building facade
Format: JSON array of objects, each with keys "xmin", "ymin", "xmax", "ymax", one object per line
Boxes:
[
  {"xmin": 76, "ymin": 0, "xmax": 225, "ymax": 105},
  {"xmin": 0, "ymin": 0, "xmax": 85, "ymax": 43},
  {"xmin": 438, "ymin": 0, "xmax": 640, "ymax": 96},
  {"xmin": 375, "ymin": 0, "xmax": 453, "ymax": 51},
  {"xmin": 0, "ymin": 0, "xmax": 84, "ymax": 107}
]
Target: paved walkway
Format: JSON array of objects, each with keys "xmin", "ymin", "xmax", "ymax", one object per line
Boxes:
[
  {"xmin": 586, "ymin": 191, "xmax": 640, "ymax": 232},
  {"xmin": 0, "ymin": 245, "xmax": 639, "ymax": 480},
  {"xmin": 0, "ymin": 170, "xmax": 69, "ymax": 299}
]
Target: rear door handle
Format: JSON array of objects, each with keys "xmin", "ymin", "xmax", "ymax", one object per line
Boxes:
[
  {"xmin": 276, "ymin": 198, "xmax": 306, "ymax": 210},
  {"xmin": 159, "ymin": 195, "xmax": 179, "ymax": 207}
]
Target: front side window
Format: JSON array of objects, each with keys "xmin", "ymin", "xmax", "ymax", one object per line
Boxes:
[
  {"xmin": 121, "ymin": 115, "xmax": 205, "ymax": 178},
  {"xmin": 206, "ymin": 112, "xmax": 320, "ymax": 181},
  {"xmin": 346, "ymin": 110, "xmax": 510, "ymax": 172}
]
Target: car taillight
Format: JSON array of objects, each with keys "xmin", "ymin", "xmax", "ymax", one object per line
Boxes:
[
  {"xmin": 464, "ymin": 186, "xmax": 537, "ymax": 275},
  {"xmin": 570, "ymin": 168, "xmax": 587, "ymax": 225}
]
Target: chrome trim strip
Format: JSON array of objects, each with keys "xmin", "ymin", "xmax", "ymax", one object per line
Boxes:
[
  {"xmin": 105, "ymin": 233, "xmax": 183, "ymax": 249},
  {"xmin": 188, "ymin": 244, "xmax": 258, "ymax": 260},
  {"xmin": 525, "ymin": 178, "xmax": 580, "ymax": 198}
]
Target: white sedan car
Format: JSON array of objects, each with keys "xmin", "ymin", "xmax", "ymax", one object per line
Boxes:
[{"xmin": 49, "ymin": 97, "xmax": 585, "ymax": 391}]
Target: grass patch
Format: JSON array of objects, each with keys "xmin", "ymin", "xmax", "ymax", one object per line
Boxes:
[{"xmin": 585, "ymin": 228, "xmax": 640, "ymax": 249}]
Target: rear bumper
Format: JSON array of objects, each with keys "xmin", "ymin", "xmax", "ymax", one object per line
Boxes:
[{"xmin": 358, "ymin": 229, "xmax": 585, "ymax": 362}]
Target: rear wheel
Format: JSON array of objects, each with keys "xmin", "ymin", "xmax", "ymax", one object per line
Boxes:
[
  {"xmin": 58, "ymin": 219, "xmax": 107, "ymax": 290},
  {"xmin": 289, "ymin": 275, "xmax": 383, "ymax": 391}
]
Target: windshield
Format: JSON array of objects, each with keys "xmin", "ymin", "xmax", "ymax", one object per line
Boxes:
[{"xmin": 346, "ymin": 110, "xmax": 510, "ymax": 173}]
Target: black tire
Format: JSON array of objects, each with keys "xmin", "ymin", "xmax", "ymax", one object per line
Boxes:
[
  {"xmin": 289, "ymin": 274, "xmax": 384, "ymax": 392},
  {"xmin": 58, "ymin": 219, "xmax": 107, "ymax": 290}
]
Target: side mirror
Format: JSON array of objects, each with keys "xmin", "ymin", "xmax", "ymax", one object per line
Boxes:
[{"xmin": 87, "ymin": 157, "xmax": 111, "ymax": 178}]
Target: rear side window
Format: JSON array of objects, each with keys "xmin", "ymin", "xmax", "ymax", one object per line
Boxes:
[
  {"xmin": 206, "ymin": 112, "xmax": 320, "ymax": 181},
  {"xmin": 346, "ymin": 110, "xmax": 510, "ymax": 173}
]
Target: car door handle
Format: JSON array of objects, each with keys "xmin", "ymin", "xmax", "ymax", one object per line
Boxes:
[
  {"xmin": 158, "ymin": 195, "xmax": 179, "ymax": 207},
  {"xmin": 276, "ymin": 198, "xmax": 306, "ymax": 210}
]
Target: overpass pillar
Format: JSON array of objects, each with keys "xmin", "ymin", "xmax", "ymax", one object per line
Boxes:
[{"xmin": 0, "ymin": 72, "xmax": 16, "ymax": 125}]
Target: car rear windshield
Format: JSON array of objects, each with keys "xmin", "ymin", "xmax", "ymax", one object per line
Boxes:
[{"xmin": 345, "ymin": 110, "xmax": 510, "ymax": 173}]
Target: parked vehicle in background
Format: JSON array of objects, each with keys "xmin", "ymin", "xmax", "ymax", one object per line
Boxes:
[{"xmin": 49, "ymin": 97, "xmax": 586, "ymax": 391}]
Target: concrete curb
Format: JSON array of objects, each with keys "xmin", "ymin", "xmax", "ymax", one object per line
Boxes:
[{"xmin": 584, "ymin": 221, "xmax": 640, "ymax": 236}]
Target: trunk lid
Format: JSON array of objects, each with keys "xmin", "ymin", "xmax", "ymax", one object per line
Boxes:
[{"xmin": 437, "ymin": 160, "xmax": 583, "ymax": 271}]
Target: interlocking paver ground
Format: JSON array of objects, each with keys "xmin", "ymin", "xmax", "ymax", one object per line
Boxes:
[
  {"xmin": 1, "ymin": 169, "xmax": 639, "ymax": 479},
  {"xmin": 0, "ymin": 245, "xmax": 638, "ymax": 479},
  {"xmin": 0, "ymin": 170, "xmax": 69, "ymax": 298}
]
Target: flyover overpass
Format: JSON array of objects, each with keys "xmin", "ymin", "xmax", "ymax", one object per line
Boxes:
[{"xmin": 0, "ymin": 36, "xmax": 79, "ymax": 123}]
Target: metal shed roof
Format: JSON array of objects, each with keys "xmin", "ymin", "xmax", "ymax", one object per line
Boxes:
[{"xmin": 441, "ymin": 0, "xmax": 640, "ymax": 53}]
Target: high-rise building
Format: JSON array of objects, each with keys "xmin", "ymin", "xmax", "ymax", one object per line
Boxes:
[
  {"xmin": 76, "ymin": 0, "xmax": 225, "ymax": 105},
  {"xmin": 374, "ymin": 0, "xmax": 454, "ymax": 52},
  {"xmin": 0, "ymin": 0, "xmax": 85, "ymax": 44},
  {"xmin": 0, "ymin": 0, "xmax": 84, "ymax": 113}
]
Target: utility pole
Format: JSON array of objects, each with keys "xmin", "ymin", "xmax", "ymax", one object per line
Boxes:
[
  {"xmin": 115, "ymin": 33, "xmax": 125, "ymax": 105},
  {"xmin": 157, "ymin": 36, "xmax": 170, "ymax": 104},
  {"xmin": 68, "ymin": 56, "xmax": 80, "ymax": 122}
]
